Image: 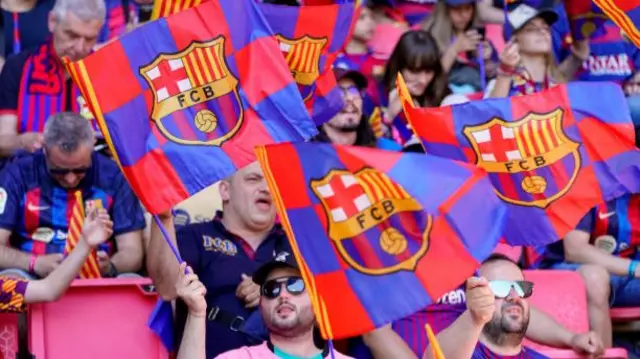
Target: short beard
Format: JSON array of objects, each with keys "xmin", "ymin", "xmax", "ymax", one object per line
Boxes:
[
  {"xmin": 482, "ymin": 304, "xmax": 529, "ymax": 347},
  {"xmin": 266, "ymin": 307, "xmax": 315, "ymax": 339}
]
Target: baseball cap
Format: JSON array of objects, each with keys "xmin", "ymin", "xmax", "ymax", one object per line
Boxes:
[
  {"xmin": 505, "ymin": 4, "xmax": 557, "ymax": 35},
  {"xmin": 253, "ymin": 251, "xmax": 299, "ymax": 286},
  {"xmin": 333, "ymin": 57, "xmax": 368, "ymax": 90}
]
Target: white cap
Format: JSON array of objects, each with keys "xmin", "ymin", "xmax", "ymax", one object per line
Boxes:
[{"xmin": 506, "ymin": 4, "xmax": 558, "ymax": 34}]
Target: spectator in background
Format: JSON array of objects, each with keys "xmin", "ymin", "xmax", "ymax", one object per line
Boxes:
[
  {"xmin": 214, "ymin": 255, "xmax": 354, "ymax": 359},
  {"xmin": 555, "ymin": 19, "xmax": 640, "ymax": 137},
  {"xmin": 0, "ymin": 112, "xmax": 145, "ymax": 279},
  {"xmin": 0, "ymin": 0, "xmax": 105, "ymax": 159},
  {"xmin": 98, "ymin": 0, "xmax": 138, "ymax": 45},
  {"xmin": 0, "ymin": 207, "xmax": 113, "ymax": 311},
  {"xmin": 0, "ymin": 0, "xmax": 55, "ymax": 70},
  {"xmin": 383, "ymin": 30, "xmax": 450, "ymax": 145},
  {"xmin": 315, "ymin": 61, "xmax": 401, "ymax": 150},
  {"xmin": 424, "ymin": 254, "xmax": 603, "ymax": 359},
  {"xmin": 147, "ymin": 161, "xmax": 291, "ymax": 358},
  {"xmin": 485, "ymin": 4, "xmax": 588, "ymax": 98},
  {"xmin": 423, "ymin": 0, "xmax": 498, "ymax": 93},
  {"xmin": 536, "ymin": 194, "xmax": 640, "ymax": 347}
]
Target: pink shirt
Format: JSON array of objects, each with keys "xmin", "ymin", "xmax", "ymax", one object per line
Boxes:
[{"xmin": 214, "ymin": 342, "xmax": 354, "ymax": 359}]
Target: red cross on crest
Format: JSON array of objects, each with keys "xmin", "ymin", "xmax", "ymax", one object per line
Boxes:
[
  {"xmin": 315, "ymin": 174, "xmax": 370, "ymax": 221},
  {"xmin": 145, "ymin": 58, "xmax": 191, "ymax": 102}
]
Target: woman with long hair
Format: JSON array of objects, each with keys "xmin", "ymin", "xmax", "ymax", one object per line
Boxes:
[
  {"xmin": 383, "ymin": 30, "xmax": 450, "ymax": 144},
  {"xmin": 422, "ymin": 0, "xmax": 498, "ymax": 92},
  {"xmin": 486, "ymin": 4, "xmax": 588, "ymax": 98}
]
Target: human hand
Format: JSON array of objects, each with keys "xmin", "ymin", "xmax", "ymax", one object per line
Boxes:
[
  {"xmin": 465, "ymin": 277, "xmax": 496, "ymax": 326},
  {"xmin": 81, "ymin": 208, "xmax": 113, "ymax": 248},
  {"xmin": 18, "ymin": 132, "xmax": 44, "ymax": 153},
  {"xmin": 176, "ymin": 263, "xmax": 207, "ymax": 317},
  {"xmin": 33, "ymin": 253, "xmax": 64, "ymax": 278},
  {"xmin": 499, "ymin": 40, "xmax": 521, "ymax": 69},
  {"xmin": 570, "ymin": 331, "xmax": 604, "ymax": 357},
  {"xmin": 454, "ymin": 30, "xmax": 482, "ymax": 53},
  {"xmin": 235, "ymin": 273, "xmax": 260, "ymax": 308}
]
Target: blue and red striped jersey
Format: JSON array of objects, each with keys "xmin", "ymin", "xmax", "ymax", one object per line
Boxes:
[
  {"xmin": 0, "ymin": 151, "xmax": 145, "ymax": 255},
  {"xmin": 348, "ymin": 285, "xmax": 467, "ymax": 358},
  {"xmin": 472, "ymin": 341, "xmax": 549, "ymax": 359},
  {"xmin": 558, "ymin": 22, "xmax": 640, "ymax": 84},
  {"xmin": 538, "ymin": 194, "xmax": 640, "ymax": 265}
]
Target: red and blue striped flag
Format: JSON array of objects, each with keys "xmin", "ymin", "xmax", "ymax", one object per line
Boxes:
[
  {"xmin": 66, "ymin": 0, "xmax": 317, "ymax": 214},
  {"xmin": 399, "ymin": 75, "xmax": 640, "ymax": 247},
  {"xmin": 255, "ymin": 142, "xmax": 508, "ymax": 339},
  {"xmin": 593, "ymin": 0, "xmax": 640, "ymax": 47}
]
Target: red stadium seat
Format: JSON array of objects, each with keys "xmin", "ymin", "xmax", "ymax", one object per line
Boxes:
[
  {"xmin": 610, "ymin": 307, "xmax": 640, "ymax": 322},
  {"xmin": 0, "ymin": 314, "xmax": 18, "ymax": 358},
  {"xmin": 523, "ymin": 270, "xmax": 627, "ymax": 359},
  {"xmin": 28, "ymin": 278, "xmax": 169, "ymax": 359}
]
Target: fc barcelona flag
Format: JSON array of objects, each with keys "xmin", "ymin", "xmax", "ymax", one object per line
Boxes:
[
  {"xmin": 564, "ymin": 0, "xmax": 607, "ymax": 40},
  {"xmin": 67, "ymin": 0, "xmax": 316, "ymax": 214},
  {"xmin": 257, "ymin": 2, "xmax": 357, "ymax": 124},
  {"xmin": 255, "ymin": 142, "xmax": 507, "ymax": 339},
  {"xmin": 399, "ymin": 75, "xmax": 640, "ymax": 246},
  {"xmin": 593, "ymin": 0, "xmax": 640, "ymax": 47}
]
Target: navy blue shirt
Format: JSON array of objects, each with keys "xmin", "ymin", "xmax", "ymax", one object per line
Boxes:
[
  {"xmin": 174, "ymin": 213, "xmax": 291, "ymax": 359},
  {"xmin": 0, "ymin": 151, "xmax": 145, "ymax": 255},
  {"xmin": 1, "ymin": 0, "xmax": 54, "ymax": 57}
]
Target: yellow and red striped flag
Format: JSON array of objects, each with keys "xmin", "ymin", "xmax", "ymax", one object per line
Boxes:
[
  {"xmin": 151, "ymin": 0, "xmax": 203, "ymax": 20},
  {"xmin": 64, "ymin": 191, "xmax": 101, "ymax": 279},
  {"xmin": 426, "ymin": 324, "xmax": 446, "ymax": 359}
]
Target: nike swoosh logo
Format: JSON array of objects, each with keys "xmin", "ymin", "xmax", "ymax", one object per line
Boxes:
[
  {"xmin": 599, "ymin": 211, "xmax": 616, "ymax": 220},
  {"xmin": 27, "ymin": 203, "xmax": 49, "ymax": 212}
]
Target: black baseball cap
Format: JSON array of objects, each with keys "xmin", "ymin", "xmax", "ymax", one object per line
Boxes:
[
  {"xmin": 253, "ymin": 252, "xmax": 300, "ymax": 286},
  {"xmin": 505, "ymin": 3, "xmax": 558, "ymax": 35}
]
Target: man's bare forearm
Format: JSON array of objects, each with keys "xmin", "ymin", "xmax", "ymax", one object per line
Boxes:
[{"xmin": 0, "ymin": 245, "xmax": 32, "ymax": 271}]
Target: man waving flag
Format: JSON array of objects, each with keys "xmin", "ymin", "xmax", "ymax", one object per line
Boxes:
[{"xmin": 67, "ymin": 0, "xmax": 316, "ymax": 214}]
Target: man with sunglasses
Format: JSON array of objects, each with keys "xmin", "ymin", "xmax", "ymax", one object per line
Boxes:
[
  {"xmin": 424, "ymin": 254, "xmax": 602, "ymax": 359},
  {"xmin": 0, "ymin": 111, "xmax": 145, "ymax": 279},
  {"xmin": 215, "ymin": 254, "xmax": 353, "ymax": 359}
]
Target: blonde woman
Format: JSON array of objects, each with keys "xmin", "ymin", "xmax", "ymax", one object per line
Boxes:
[{"xmin": 486, "ymin": 4, "xmax": 588, "ymax": 98}]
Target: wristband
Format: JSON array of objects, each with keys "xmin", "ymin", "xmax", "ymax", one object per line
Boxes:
[
  {"xmin": 628, "ymin": 260, "xmax": 638, "ymax": 279},
  {"xmin": 29, "ymin": 255, "xmax": 37, "ymax": 274},
  {"xmin": 498, "ymin": 63, "xmax": 518, "ymax": 75}
]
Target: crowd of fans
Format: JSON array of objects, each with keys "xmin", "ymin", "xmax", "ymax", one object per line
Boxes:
[{"xmin": 0, "ymin": 0, "xmax": 638, "ymax": 358}]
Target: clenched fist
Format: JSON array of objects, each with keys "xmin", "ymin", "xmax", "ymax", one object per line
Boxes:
[{"xmin": 465, "ymin": 277, "xmax": 496, "ymax": 326}]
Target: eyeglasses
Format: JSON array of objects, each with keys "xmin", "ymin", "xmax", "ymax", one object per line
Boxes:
[
  {"xmin": 340, "ymin": 86, "xmax": 363, "ymax": 100},
  {"xmin": 48, "ymin": 167, "xmax": 91, "ymax": 175},
  {"xmin": 488, "ymin": 280, "xmax": 534, "ymax": 299},
  {"xmin": 261, "ymin": 276, "xmax": 305, "ymax": 299}
]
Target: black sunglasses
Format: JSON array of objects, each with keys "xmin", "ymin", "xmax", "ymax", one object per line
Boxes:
[
  {"xmin": 488, "ymin": 280, "xmax": 534, "ymax": 299},
  {"xmin": 48, "ymin": 167, "xmax": 91, "ymax": 175},
  {"xmin": 261, "ymin": 276, "xmax": 305, "ymax": 299}
]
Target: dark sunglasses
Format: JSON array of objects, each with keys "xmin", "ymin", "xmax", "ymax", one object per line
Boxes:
[
  {"xmin": 488, "ymin": 280, "xmax": 534, "ymax": 299},
  {"xmin": 261, "ymin": 276, "xmax": 305, "ymax": 299},
  {"xmin": 48, "ymin": 167, "xmax": 91, "ymax": 175}
]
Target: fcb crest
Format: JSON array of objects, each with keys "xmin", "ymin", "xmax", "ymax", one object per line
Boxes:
[
  {"xmin": 276, "ymin": 35, "xmax": 327, "ymax": 102},
  {"xmin": 311, "ymin": 168, "xmax": 431, "ymax": 276},
  {"xmin": 463, "ymin": 109, "xmax": 580, "ymax": 208},
  {"xmin": 140, "ymin": 37, "xmax": 243, "ymax": 146}
]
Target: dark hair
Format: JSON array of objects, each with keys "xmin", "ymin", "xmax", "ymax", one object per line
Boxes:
[
  {"xmin": 383, "ymin": 30, "xmax": 450, "ymax": 107},
  {"xmin": 314, "ymin": 114, "xmax": 377, "ymax": 148},
  {"xmin": 482, "ymin": 253, "xmax": 522, "ymax": 269}
]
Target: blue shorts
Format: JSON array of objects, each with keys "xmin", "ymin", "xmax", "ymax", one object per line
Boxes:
[{"xmin": 549, "ymin": 262, "xmax": 640, "ymax": 307}]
